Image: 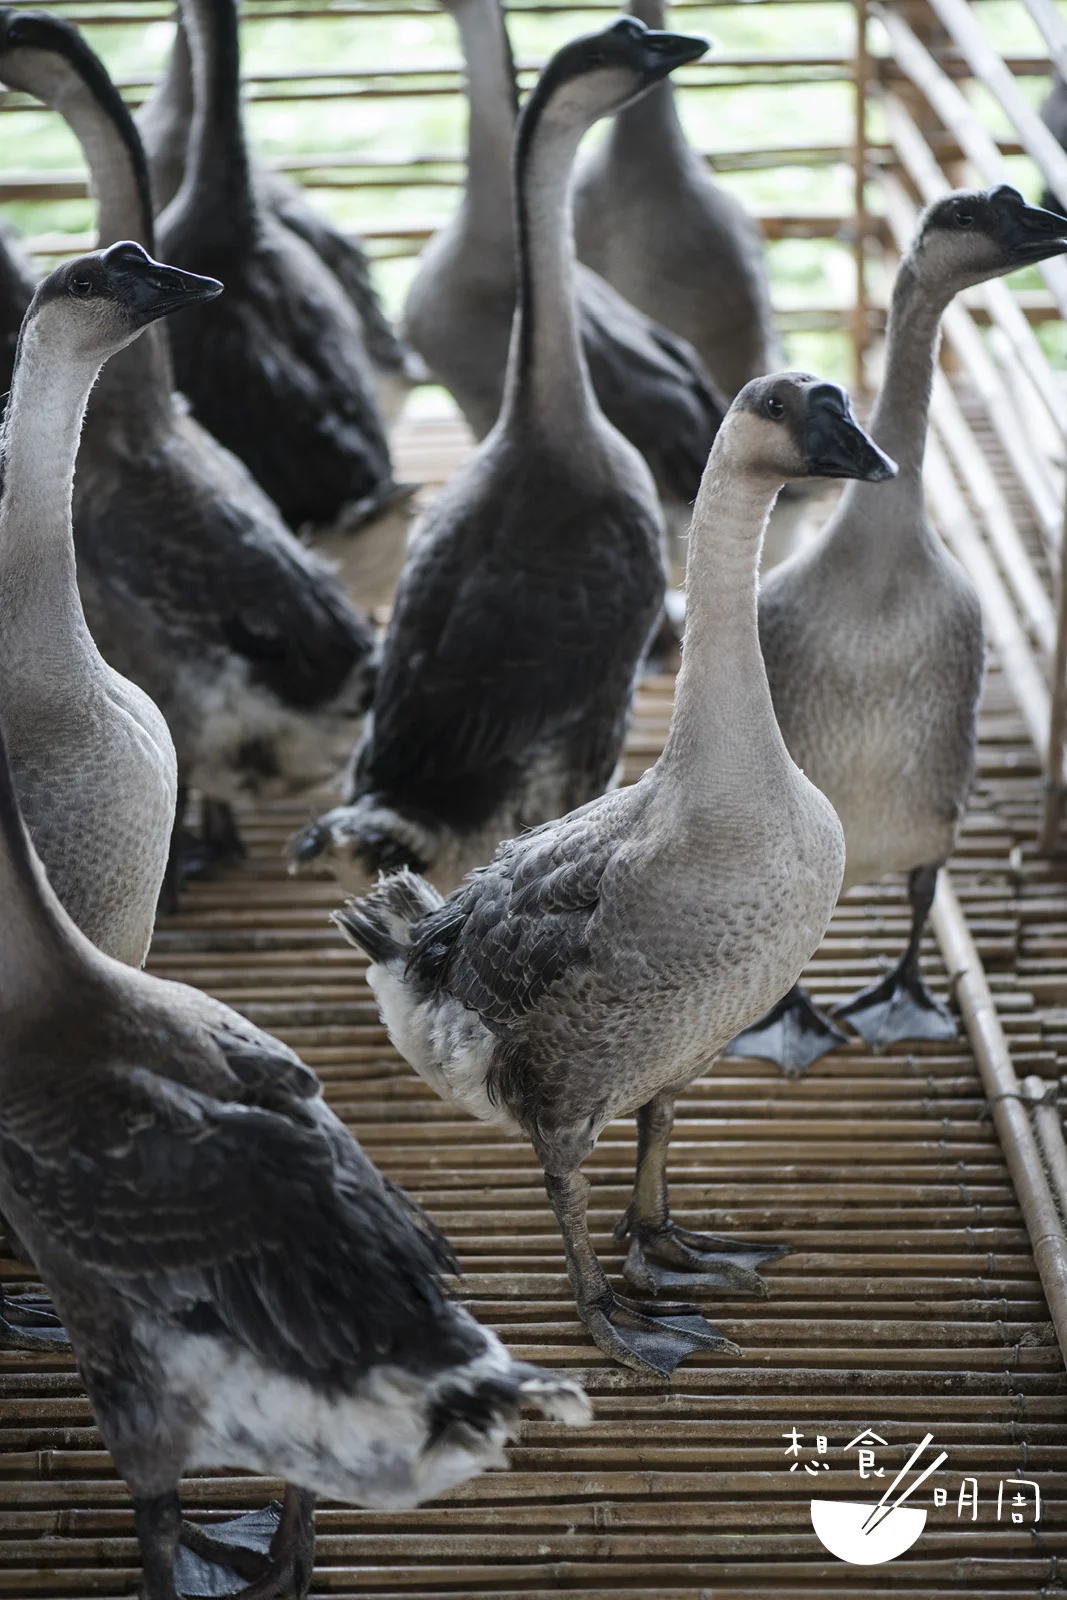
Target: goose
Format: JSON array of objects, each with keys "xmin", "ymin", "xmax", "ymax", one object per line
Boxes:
[
  {"xmin": 136, "ymin": 11, "xmax": 423, "ymax": 426},
  {"xmin": 0, "ymin": 8, "xmax": 379, "ymax": 884},
  {"xmin": 333, "ymin": 372, "xmax": 896, "ymax": 1376},
  {"xmin": 0, "ymin": 716, "xmax": 590, "ymax": 1600},
  {"xmin": 291, "ymin": 21, "xmax": 698, "ymax": 895},
  {"xmin": 402, "ymin": 0, "xmax": 727, "ymax": 535},
  {"xmin": 0, "ymin": 241, "xmax": 212, "ymax": 1352},
  {"xmin": 155, "ymin": 0, "xmax": 407, "ymax": 537},
  {"xmin": 729, "ymin": 187, "xmax": 1067, "ymax": 1075},
  {"xmin": 573, "ymin": 0, "xmax": 779, "ymax": 401}
]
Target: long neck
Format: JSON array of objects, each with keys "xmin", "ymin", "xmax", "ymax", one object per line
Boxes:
[
  {"xmin": 40, "ymin": 65, "xmax": 174, "ymax": 437},
  {"xmin": 828, "ymin": 257, "xmax": 946, "ymax": 551},
  {"xmin": 0, "ymin": 731, "xmax": 88, "ymax": 1011},
  {"xmin": 502, "ymin": 101, "xmax": 596, "ymax": 434},
  {"xmin": 137, "ymin": 18, "xmax": 193, "ymax": 212},
  {"xmin": 451, "ymin": 0, "xmax": 518, "ymax": 253},
  {"xmin": 609, "ymin": 0, "xmax": 690, "ymax": 166},
  {"xmin": 660, "ymin": 439, "xmax": 785, "ymax": 791},
  {"xmin": 165, "ymin": 0, "xmax": 254, "ymax": 241},
  {"xmin": 0, "ymin": 315, "xmax": 105, "ymax": 647}
]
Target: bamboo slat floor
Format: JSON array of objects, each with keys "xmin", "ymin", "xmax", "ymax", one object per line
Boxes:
[{"xmin": 0, "ymin": 409, "xmax": 1064, "ymax": 1597}]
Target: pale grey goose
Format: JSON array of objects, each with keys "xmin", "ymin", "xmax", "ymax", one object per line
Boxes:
[
  {"xmin": 730, "ymin": 186, "xmax": 1067, "ymax": 1074},
  {"xmin": 334, "ymin": 371, "xmax": 896, "ymax": 1375},
  {"xmin": 0, "ymin": 241, "xmax": 217, "ymax": 1351},
  {"xmin": 402, "ymin": 0, "xmax": 727, "ymax": 533},
  {"xmin": 291, "ymin": 20, "xmax": 691, "ymax": 894},
  {"xmin": 573, "ymin": 0, "xmax": 780, "ymax": 400},
  {"xmin": 0, "ymin": 714, "xmax": 589, "ymax": 1600},
  {"xmin": 0, "ymin": 8, "xmax": 379, "ymax": 888}
]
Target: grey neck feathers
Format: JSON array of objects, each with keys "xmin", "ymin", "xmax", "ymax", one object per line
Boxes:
[
  {"xmin": 165, "ymin": 0, "xmax": 254, "ymax": 242},
  {"xmin": 42, "ymin": 65, "xmax": 174, "ymax": 440},
  {"xmin": 610, "ymin": 2, "xmax": 689, "ymax": 166},
  {"xmin": 137, "ymin": 19, "xmax": 194, "ymax": 212},
  {"xmin": 451, "ymin": 0, "xmax": 518, "ymax": 259},
  {"xmin": 502, "ymin": 101, "xmax": 597, "ymax": 435},
  {"xmin": 661, "ymin": 434, "xmax": 788, "ymax": 791},
  {"xmin": 0, "ymin": 315, "xmax": 107, "ymax": 651},
  {"xmin": 0, "ymin": 734, "xmax": 89, "ymax": 1010},
  {"xmin": 827, "ymin": 256, "xmax": 946, "ymax": 552}
]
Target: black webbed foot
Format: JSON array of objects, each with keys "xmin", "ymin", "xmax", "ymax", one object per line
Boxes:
[
  {"xmin": 834, "ymin": 963, "xmax": 957, "ymax": 1049},
  {"xmin": 581, "ymin": 1287, "xmax": 740, "ymax": 1377},
  {"xmin": 176, "ymin": 1487, "xmax": 316, "ymax": 1600},
  {"xmin": 726, "ymin": 983, "xmax": 846, "ymax": 1076},
  {"xmin": 619, "ymin": 1219, "xmax": 789, "ymax": 1298},
  {"xmin": 176, "ymin": 1506, "xmax": 277, "ymax": 1595},
  {"xmin": 0, "ymin": 1291, "xmax": 70, "ymax": 1352}
]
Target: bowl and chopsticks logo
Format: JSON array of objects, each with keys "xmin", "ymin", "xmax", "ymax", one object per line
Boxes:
[
  {"xmin": 786, "ymin": 1427, "xmax": 1044, "ymax": 1565},
  {"xmin": 810, "ymin": 1432, "xmax": 947, "ymax": 1564}
]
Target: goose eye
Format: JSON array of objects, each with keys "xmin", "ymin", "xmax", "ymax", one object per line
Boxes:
[
  {"xmin": 69, "ymin": 276, "xmax": 94, "ymax": 299},
  {"xmin": 765, "ymin": 396, "xmax": 785, "ymax": 420},
  {"xmin": 954, "ymin": 210, "xmax": 975, "ymax": 228}
]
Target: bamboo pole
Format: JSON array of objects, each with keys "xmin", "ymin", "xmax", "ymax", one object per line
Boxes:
[
  {"xmin": 931, "ymin": 877, "xmax": 1067, "ymax": 1365},
  {"xmin": 1015, "ymin": 0, "xmax": 1067, "ymax": 85},
  {"xmin": 874, "ymin": 3, "xmax": 1067, "ymax": 322},
  {"xmin": 1041, "ymin": 476, "xmax": 1067, "ymax": 852}
]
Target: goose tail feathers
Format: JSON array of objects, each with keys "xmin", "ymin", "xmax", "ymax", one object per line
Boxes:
[
  {"xmin": 427, "ymin": 1344, "xmax": 591, "ymax": 1460},
  {"xmin": 332, "ymin": 868, "xmax": 443, "ymax": 965}
]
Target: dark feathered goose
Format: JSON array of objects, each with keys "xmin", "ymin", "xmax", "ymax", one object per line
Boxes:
[
  {"xmin": 0, "ymin": 714, "xmax": 589, "ymax": 1600},
  {"xmin": 155, "ymin": 0, "xmax": 407, "ymax": 537},
  {"xmin": 402, "ymin": 0, "xmax": 727, "ymax": 536},
  {"xmin": 0, "ymin": 9, "xmax": 380, "ymax": 884},
  {"xmin": 291, "ymin": 21, "xmax": 693, "ymax": 893},
  {"xmin": 333, "ymin": 373, "xmax": 896, "ymax": 1376},
  {"xmin": 136, "ymin": 11, "xmax": 424, "ymax": 425},
  {"xmin": 730, "ymin": 188, "xmax": 1067, "ymax": 1074}
]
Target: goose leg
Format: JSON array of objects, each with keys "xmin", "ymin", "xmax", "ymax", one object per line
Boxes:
[
  {"xmin": 834, "ymin": 864, "xmax": 957, "ymax": 1049},
  {"xmin": 726, "ymin": 982, "xmax": 846, "ymax": 1076},
  {"xmin": 617, "ymin": 1093, "xmax": 789, "ymax": 1298},
  {"xmin": 543, "ymin": 1166, "xmax": 738, "ymax": 1378},
  {"xmin": 135, "ymin": 1490, "xmax": 182, "ymax": 1600}
]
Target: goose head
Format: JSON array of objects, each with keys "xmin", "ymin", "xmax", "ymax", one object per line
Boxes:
[
  {"xmin": 526, "ymin": 16, "xmax": 708, "ymax": 134},
  {"xmin": 911, "ymin": 185, "xmax": 1067, "ymax": 290},
  {"xmin": 0, "ymin": 7, "xmax": 108, "ymax": 98},
  {"xmin": 723, "ymin": 373, "xmax": 897, "ymax": 485},
  {"xmin": 27, "ymin": 242, "xmax": 221, "ymax": 363}
]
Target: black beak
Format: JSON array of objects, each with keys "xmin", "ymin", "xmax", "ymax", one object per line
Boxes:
[
  {"xmin": 101, "ymin": 241, "xmax": 222, "ymax": 328},
  {"xmin": 804, "ymin": 385, "xmax": 897, "ymax": 483},
  {"xmin": 991, "ymin": 185, "xmax": 1067, "ymax": 265},
  {"xmin": 636, "ymin": 29, "xmax": 709, "ymax": 84}
]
